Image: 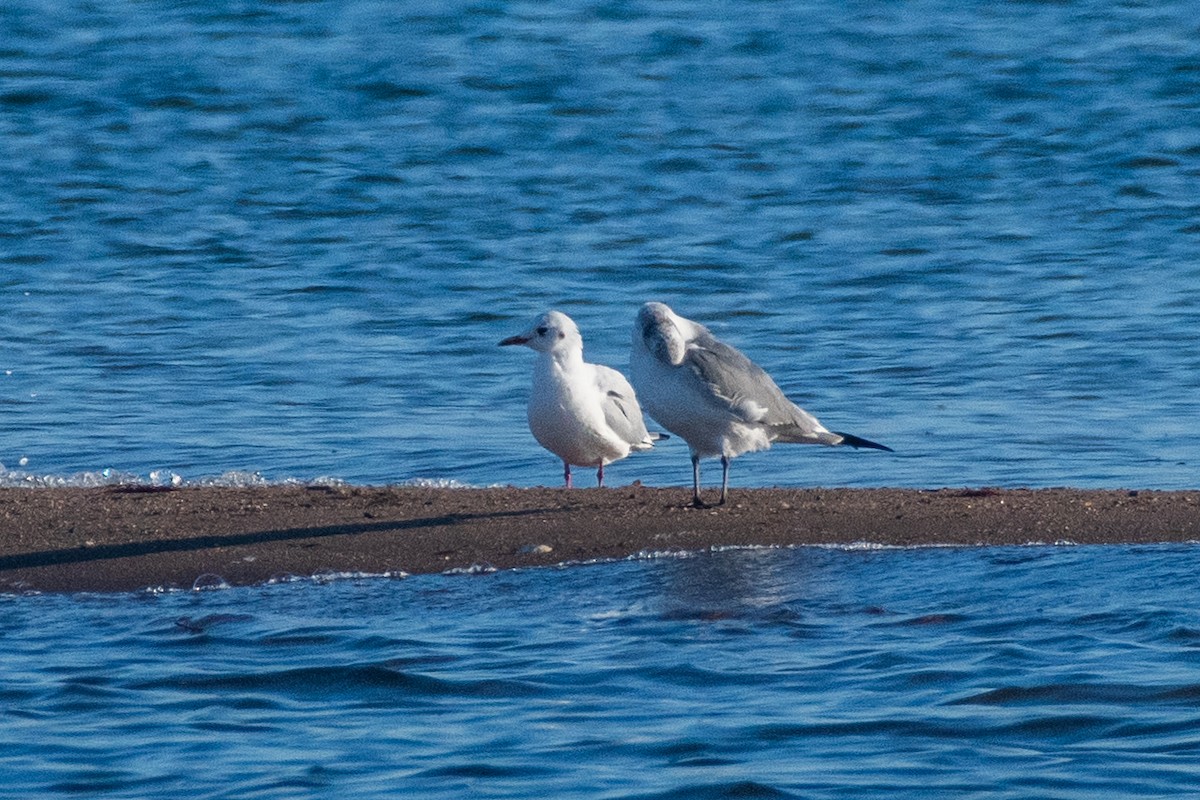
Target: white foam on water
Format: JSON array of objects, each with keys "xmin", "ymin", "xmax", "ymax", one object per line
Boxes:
[
  {"xmin": 398, "ymin": 477, "xmax": 479, "ymax": 489},
  {"xmin": 442, "ymin": 563, "xmax": 498, "ymax": 576},
  {"xmin": 130, "ymin": 569, "xmax": 410, "ymax": 596},
  {"xmin": 0, "ymin": 465, "xmax": 481, "ymax": 490},
  {"xmin": 627, "ymin": 548, "xmax": 697, "ymax": 562},
  {"xmin": 192, "ymin": 574, "xmax": 231, "ymax": 592}
]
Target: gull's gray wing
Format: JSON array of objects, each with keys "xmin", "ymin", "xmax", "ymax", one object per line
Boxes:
[
  {"xmin": 684, "ymin": 331, "xmax": 838, "ymax": 444},
  {"xmin": 595, "ymin": 364, "xmax": 654, "ymax": 448}
]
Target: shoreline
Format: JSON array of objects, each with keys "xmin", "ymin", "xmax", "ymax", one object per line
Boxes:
[{"xmin": 1, "ymin": 485, "xmax": 1197, "ymax": 593}]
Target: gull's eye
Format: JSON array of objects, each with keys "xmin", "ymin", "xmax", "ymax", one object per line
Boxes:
[{"xmin": 536, "ymin": 326, "xmax": 549, "ymax": 336}]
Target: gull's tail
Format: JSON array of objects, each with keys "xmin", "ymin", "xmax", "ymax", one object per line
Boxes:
[
  {"xmin": 631, "ymin": 431, "xmax": 670, "ymax": 452},
  {"xmin": 833, "ymin": 432, "xmax": 893, "ymax": 452}
]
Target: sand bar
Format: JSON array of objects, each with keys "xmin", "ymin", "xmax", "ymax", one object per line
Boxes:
[{"xmin": 0, "ymin": 485, "xmax": 1197, "ymax": 593}]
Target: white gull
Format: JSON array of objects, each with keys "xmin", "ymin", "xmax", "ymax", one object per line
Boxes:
[
  {"xmin": 630, "ymin": 301, "xmax": 891, "ymax": 507},
  {"xmin": 501, "ymin": 310, "xmax": 664, "ymax": 488}
]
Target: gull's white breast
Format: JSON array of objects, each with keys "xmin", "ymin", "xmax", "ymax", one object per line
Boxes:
[{"xmin": 528, "ymin": 359, "xmax": 630, "ymax": 467}]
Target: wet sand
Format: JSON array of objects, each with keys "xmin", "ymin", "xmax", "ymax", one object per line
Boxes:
[{"xmin": 1, "ymin": 485, "xmax": 1197, "ymax": 593}]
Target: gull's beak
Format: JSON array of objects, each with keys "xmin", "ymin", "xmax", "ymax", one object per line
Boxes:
[{"xmin": 499, "ymin": 334, "xmax": 529, "ymax": 346}]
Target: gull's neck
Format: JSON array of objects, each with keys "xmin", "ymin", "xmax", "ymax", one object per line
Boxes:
[{"xmin": 540, "ymin": 344, "xmax": 585, "ymax": 372}]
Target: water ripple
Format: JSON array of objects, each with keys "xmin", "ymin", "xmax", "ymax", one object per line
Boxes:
[
  {"xmin": 5, "ymin": 546, "xmax": 1200, "ymax": 797},
  {"xmin": 0, "ymin": 0, "xmax": 1194, "ymax": 489}
]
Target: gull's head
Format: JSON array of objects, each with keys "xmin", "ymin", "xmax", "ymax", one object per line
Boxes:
[
  {"xmin": 636, "ymin": 302, "xmax": 688, "ymax": 365},
  {"xmin": 499, "ymin": 310, "xmax": 582, "ymax": 354}
]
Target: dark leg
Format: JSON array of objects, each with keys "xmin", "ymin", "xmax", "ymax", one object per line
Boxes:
[
  {"xmin": 597, "ymin": 462, "xmax": 605, "ymax": 488},
  {"xmin": 563, "ymin": 461, "xmax": 572, "ymax": 488},
  {"xmin": 691, "ymin": 453, "xmax": 708, "ymax": 508},
  {"xmin": 718, "ymin": 455, "xmax": 730, "ymax": 505}
]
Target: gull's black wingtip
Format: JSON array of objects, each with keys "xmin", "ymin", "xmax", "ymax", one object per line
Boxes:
[{"xmin": 834, "ymin": 432, "xmax": 894, "ymax": 452}]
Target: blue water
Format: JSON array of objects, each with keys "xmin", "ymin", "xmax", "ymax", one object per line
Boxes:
[
  {"xmin": 1, "ymin": 0, "xmax": 1197, "ymax": 491},
  {"xmin": 5, "ymin": 545, "xmax": 1200, "ymax": 799},
  {"xmin": 4, "ymin": 2, "xmax": 1200, "ymax": 796}
]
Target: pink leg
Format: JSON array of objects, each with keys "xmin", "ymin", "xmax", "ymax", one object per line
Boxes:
[
  {"xmin": 563, "ymin": 461, "xmax": 572, "ymax": 488},
  {"xmin": 597, "ymin": 462, "xmax": 605, "ymax": 488}
]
